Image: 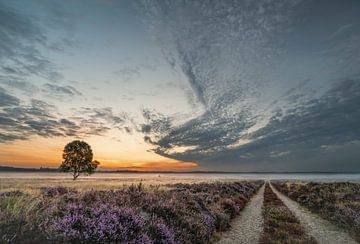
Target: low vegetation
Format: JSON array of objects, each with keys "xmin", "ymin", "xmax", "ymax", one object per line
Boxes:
[
  {"xmin": 272, "ymin": 181, "xmax": 360, "ymax": 242},
  {"xmin": 260, "ymin": 183, "xmax": 317, "ymax": 244},
  {"xmin": 0, "ymin": 181, "xmax": 262, "ymax": 243}
]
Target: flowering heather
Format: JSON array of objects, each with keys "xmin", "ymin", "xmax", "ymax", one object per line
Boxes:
[
  {"xmin": 146, "ymin": 219, "xmax": 176, "ymax": 244},
  {"xmin": 49, "ymin": 204, "xmax": 145, "ymax": 242},
  {"xmin": 273, "ymin": 181, "xmax": 360, "ymax": 242},
  {"xmin": 40, "ymin": 186, "xmax": 77, "ymax": 197},
  {"xmin": 0, "ymin": 181, "xmax": 262, "ymax": 243}
]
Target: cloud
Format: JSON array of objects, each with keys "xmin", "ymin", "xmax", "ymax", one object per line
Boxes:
[
  {"xmin": 141, "ymin": 77, "xmax": 360, "ymax": 171},
  {"xmin": 0, "ymin": 87, "xmax": 20, "ymax": 107},
  {"xmin": 137, "ymin": 0, "xmax": 360, "ymax": 171},
  {"xmin": 42, "ymin": 83, "xmax": 82, "ymax": 98},
  {"xmin": 1, "ymin": 79, "xmax": 82, "ymax": 103},
  {"xmin": 0, "ymin": 2, "xmax": 64, "ymax": 81},
  {"xmin": 113, "ymin": 67, "xmax": 140, "ymax": 82},
  {"xmin": 2, "ymin": 66, "xmax": 26, "ymax": 76},
  {"xmin": 0, "ymin": 2, "xmax": 88, "ymax": 143},
  {"xmin": 141, "ymin": 109, "xmax": 172, "ymax": 135},
  {"xmin": 76, "ymin": 107, "xmax": 129, "ymax": 130},
  {"xmin": 0, "ymin": 96, "xmax": 66, "ymax": 142},
  {"xmin": 139, "ymin": 0, "xmax": 303, "ymax": 109},
  {"xmin": 0, "ymin": 76, "xmax": 39, "ymax": 94},
  {"xmin": 0, "ymin": 88, "xmax": 129, "ymax": 142}
]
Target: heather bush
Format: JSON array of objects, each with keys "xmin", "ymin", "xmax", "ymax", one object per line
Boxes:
[
  {"xmin": 146, "ymin": 219, "xmax": 176, "ymax": 244},
  {"xmin": 212, "ymin": 210, "xmax": 230, "ymax": 231},
  {"xmin": 48, "ymin": 203, "xmax": 145, "ymax": 242},
  {"xmin": 1, "ymin": 181, "xmax": 263, "ymax": 243},
  {"xmin": 221, "ymin": 198, "xmax": 240, "ymax": 218},
  {"xmin": 40, "ymin": 186, "xmax": 76, "ymax": 197}
]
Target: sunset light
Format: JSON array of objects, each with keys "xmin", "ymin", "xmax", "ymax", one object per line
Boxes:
[{"xmin": 1, "ymin": 1, "xmax": 360, "ymax": 242}]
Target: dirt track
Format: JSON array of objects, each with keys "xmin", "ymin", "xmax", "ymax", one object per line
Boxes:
[
  {"xmin": 218, "ymin": 183, "xmax": 357, "ymax": 244},
  {"xmin": 218, "ymin": 184, "xmax": 265, "ymax": 244},
  {"xmin": 270, "ymin": 183, "xmax": 357, "ymax": 244}
]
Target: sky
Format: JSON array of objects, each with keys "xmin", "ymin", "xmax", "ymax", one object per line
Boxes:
[{"xmin": 0, "ymin": 0, "xmax": 360, "ymax": 171}]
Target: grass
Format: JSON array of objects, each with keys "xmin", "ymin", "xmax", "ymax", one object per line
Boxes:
[
  {"xmin": 0, "ymin": 176, "xmax": 244, "ymax": 194},
  {"xmin": 272, "ymin": 181, "xmax": 360, "ymax": 242},
  {"xmin": 260, "ymin": 183, "xmax": 317, "ymax": 244},
  {"xmin": 0, "ymin": 180, "xmax": 263, "ymax": 243},
  {"xmin": 0, "ymin": 178, "xmax": 192, "ymax": 194}
]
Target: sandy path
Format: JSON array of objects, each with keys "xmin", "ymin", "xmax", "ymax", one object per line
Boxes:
[
  {"xmin": 217, "ymin": 184, "xmax": 265, "ymax": 244},
  {"xmin": 270, "ymin": 183, "xmax": 357, "ymax": 244}
]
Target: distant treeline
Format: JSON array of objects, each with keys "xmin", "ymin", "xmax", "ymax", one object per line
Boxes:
[
  {"xmin": 0, "ymin": 165, "xmax": 358, "ymax": 174},
  {"xmin": 0, "ymin": 166, "xmax": 58, "ymax": 172}
]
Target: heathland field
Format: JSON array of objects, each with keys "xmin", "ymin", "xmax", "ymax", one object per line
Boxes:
[{"xmin": 1, "ymin": 178, "xmax": 359, "ymax": 243}]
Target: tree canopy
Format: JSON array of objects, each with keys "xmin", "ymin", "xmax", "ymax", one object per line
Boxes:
[{"xmin": 59, "ymin": 140, "xmax": 99, "ymax": 180}]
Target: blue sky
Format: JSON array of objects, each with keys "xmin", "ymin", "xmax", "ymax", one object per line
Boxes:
[{"xmin": 1, "ymin": 0, "xmax": 360, "ymax": 171}]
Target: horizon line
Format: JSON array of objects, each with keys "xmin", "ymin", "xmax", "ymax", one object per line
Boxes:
[{"xmin": 1, "ymin": 165, "xmax": 359, "ymax": 174}]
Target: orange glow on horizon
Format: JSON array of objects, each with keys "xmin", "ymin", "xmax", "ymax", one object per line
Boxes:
[
  {"xmin": 101, "ymin": 161, "xmax": 198, "ymax": 171},
  {"xmin": 0, "ymin": 135, "xmax": 199, "ymax": 171}
]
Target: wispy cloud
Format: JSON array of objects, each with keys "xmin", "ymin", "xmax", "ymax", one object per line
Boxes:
[
  {"xmin": 0, "ymin": 88, "xmax": 130, "ymax": 142},
  {"xmin": 0, "ymin": 2, "xmax": 64, "ymax": 81},
  {"xmin": 42, "ymin": 83, "xmax": 82, "ymax": 98},
  {"xmin": 0, "ymin": 87, "xmax": 20, "ymax": 107}
]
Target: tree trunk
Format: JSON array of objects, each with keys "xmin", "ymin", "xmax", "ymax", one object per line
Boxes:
[{"xmin": 73, "ymin": 171, "xmax": 79, "ymax": 180}]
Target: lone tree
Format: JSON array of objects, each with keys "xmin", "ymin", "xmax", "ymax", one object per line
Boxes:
[{"xmin": 59, "ymin": 140, "xmax": 100, "ymax": 180}]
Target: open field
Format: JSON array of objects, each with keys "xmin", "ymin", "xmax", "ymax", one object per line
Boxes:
[
  {"xmin": 1, "ymin": 172, "xmax": 359, "ymax": 193},
  {"xmin": 0, "ymin": 173, "xmax": 254, "ymax": 194},
  {"xmin": 0, "ymin": 178, "xmax": 214, "ymax": 194}
]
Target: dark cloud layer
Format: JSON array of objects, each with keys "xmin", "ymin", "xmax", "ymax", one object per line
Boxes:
[
  {"xmin": 139, "ymin": 0, "xmax": 360, "ymax": 171},
  {"xmin": 142, "ymin": 77, "xmax": 360, "ymax": 171}
]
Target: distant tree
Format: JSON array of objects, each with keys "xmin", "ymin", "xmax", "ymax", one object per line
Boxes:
[{"xmin": 59, "ymin": 140, "xmax": 100, "ymax": 180}]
